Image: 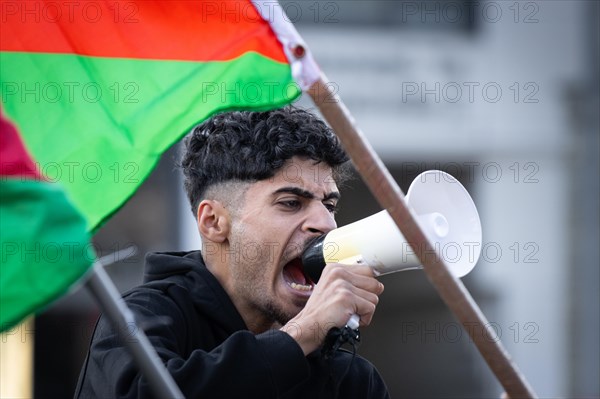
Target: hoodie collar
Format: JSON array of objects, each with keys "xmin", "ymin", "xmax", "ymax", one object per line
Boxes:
[{"xmin": 144, "ymin": 250, "xmax": 247, "ymax": 333}]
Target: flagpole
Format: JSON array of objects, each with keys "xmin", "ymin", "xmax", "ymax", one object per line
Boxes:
[
  {"xmin": 84, "ymin": 258, "xmax": 184, "ymax": 399},
  {"xmin": 307, "ymin": 76, "xmax": 537, "ymax": 398}
]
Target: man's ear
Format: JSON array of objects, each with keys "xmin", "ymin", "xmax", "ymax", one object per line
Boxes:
[{"xmin": 196, "ymin": 200, "xmax": 230, "ymax": 243}]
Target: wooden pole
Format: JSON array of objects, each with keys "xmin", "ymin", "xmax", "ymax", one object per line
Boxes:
[
  {"xmin": 84, "ymin": 250, "xmax": 184, "ymax": 399},
  {"xmin": 308, "ymin": 76, "xmax": 537, "ymax": 399}
]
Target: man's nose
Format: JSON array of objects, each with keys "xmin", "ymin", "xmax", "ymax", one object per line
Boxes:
[{"xmin": 303, "ymin": 203, "xmax": 337, "ymax": 236}]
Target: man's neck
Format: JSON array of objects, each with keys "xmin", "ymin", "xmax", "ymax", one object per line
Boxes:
[{"xmin": 203, "ymin": 250, "xmax": 278, "ymax": 335}]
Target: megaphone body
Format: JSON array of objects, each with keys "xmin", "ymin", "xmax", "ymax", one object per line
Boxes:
[{"xmin": 302, "ymin": 170, "xmax": 482, "ymax": 328}]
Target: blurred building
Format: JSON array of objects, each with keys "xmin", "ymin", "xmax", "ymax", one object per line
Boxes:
[{"xmin": 33, "ymin": 1, "xmax": 598, "ymax": 398}]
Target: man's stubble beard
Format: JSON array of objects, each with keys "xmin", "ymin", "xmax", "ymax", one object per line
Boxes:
[
  {"xmin": 229, "ymin": 224, "xmax": 301, "ymax": 329},
  {"xmin": 232, "ymin": 256, "xmax": 298, "ymax": 328}
]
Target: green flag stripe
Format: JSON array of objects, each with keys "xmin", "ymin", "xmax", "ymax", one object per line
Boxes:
[
  {"xmin": 0, "ymin": 179, "xmax": 93, "ymax": 330},
  {"xmin": 1, "ymin": 51, "xmax": 300, "ymax": 230}
]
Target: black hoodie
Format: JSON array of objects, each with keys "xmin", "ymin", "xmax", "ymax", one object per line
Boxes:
[{"xmin": 75, "ymin": 251, "xmax": 389, "ymax": 398}]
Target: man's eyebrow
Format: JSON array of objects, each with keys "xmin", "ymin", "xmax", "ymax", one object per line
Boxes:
[{"xmin": 273, "ymin": 186, "xmax": 340, "ymax": 201}]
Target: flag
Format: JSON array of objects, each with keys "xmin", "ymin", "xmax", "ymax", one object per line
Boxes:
[
  {"xmin": 0, "ymin": 0, "xmax": 315, "ymax": 330},
  {"xmin": 1, "ymin": 0, "xmax": 303, "ymax": 231},
  {"xmin": 1, "ymin": 112, "xmax": 93, "ymax": 330}
]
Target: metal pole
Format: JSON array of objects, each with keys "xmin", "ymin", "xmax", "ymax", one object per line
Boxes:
[
  {"xmin": 85, "ymin": 259, "xmax": 184, "ymax": 399},
  {"xmin": 308, "ymin": 76, "xmax": 537, "ymax": 399}
]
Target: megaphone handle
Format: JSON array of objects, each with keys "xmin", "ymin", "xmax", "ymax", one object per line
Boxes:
[{"xmin": 346, "ymin": 314, "xmax": 360, "ymax": 330}]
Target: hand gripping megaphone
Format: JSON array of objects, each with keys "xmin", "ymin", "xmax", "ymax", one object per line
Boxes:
[{"xmin": 302, "ymin": 170, "xmax": 482, "ymax": 329}]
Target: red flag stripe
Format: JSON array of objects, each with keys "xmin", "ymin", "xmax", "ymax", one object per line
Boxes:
[
  {"xmin": 0, "ymin": 112, "xmax": 44, "ymax": 180},
  {"xmin": 0, "ymin": 0, "xmax": 287, "ymax": 63}
]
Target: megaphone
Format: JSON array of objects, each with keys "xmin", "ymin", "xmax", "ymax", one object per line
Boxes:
[{"xmin": 302, "ymin": 170, "xmax": 482, "ymax": 328}]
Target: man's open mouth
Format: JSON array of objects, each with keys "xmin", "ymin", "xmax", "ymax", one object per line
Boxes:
[{"xmin": 282, "ymin": 258, "xmax": 314, "ymax": 292}]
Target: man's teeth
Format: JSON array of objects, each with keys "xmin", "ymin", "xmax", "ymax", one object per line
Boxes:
[{"xmin": 289, "ymin": 282, "xmax": 313, "ymax": 291}]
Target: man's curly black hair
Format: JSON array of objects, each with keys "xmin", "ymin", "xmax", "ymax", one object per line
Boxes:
[{"xmin": 181, "ymin": 106, "xmax": 350, "ymax": 216}]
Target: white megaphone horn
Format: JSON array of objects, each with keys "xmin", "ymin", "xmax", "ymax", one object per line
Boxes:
[{"xmin": 302, "ymin": 170, "xmax": 482, "ymax": 329}]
